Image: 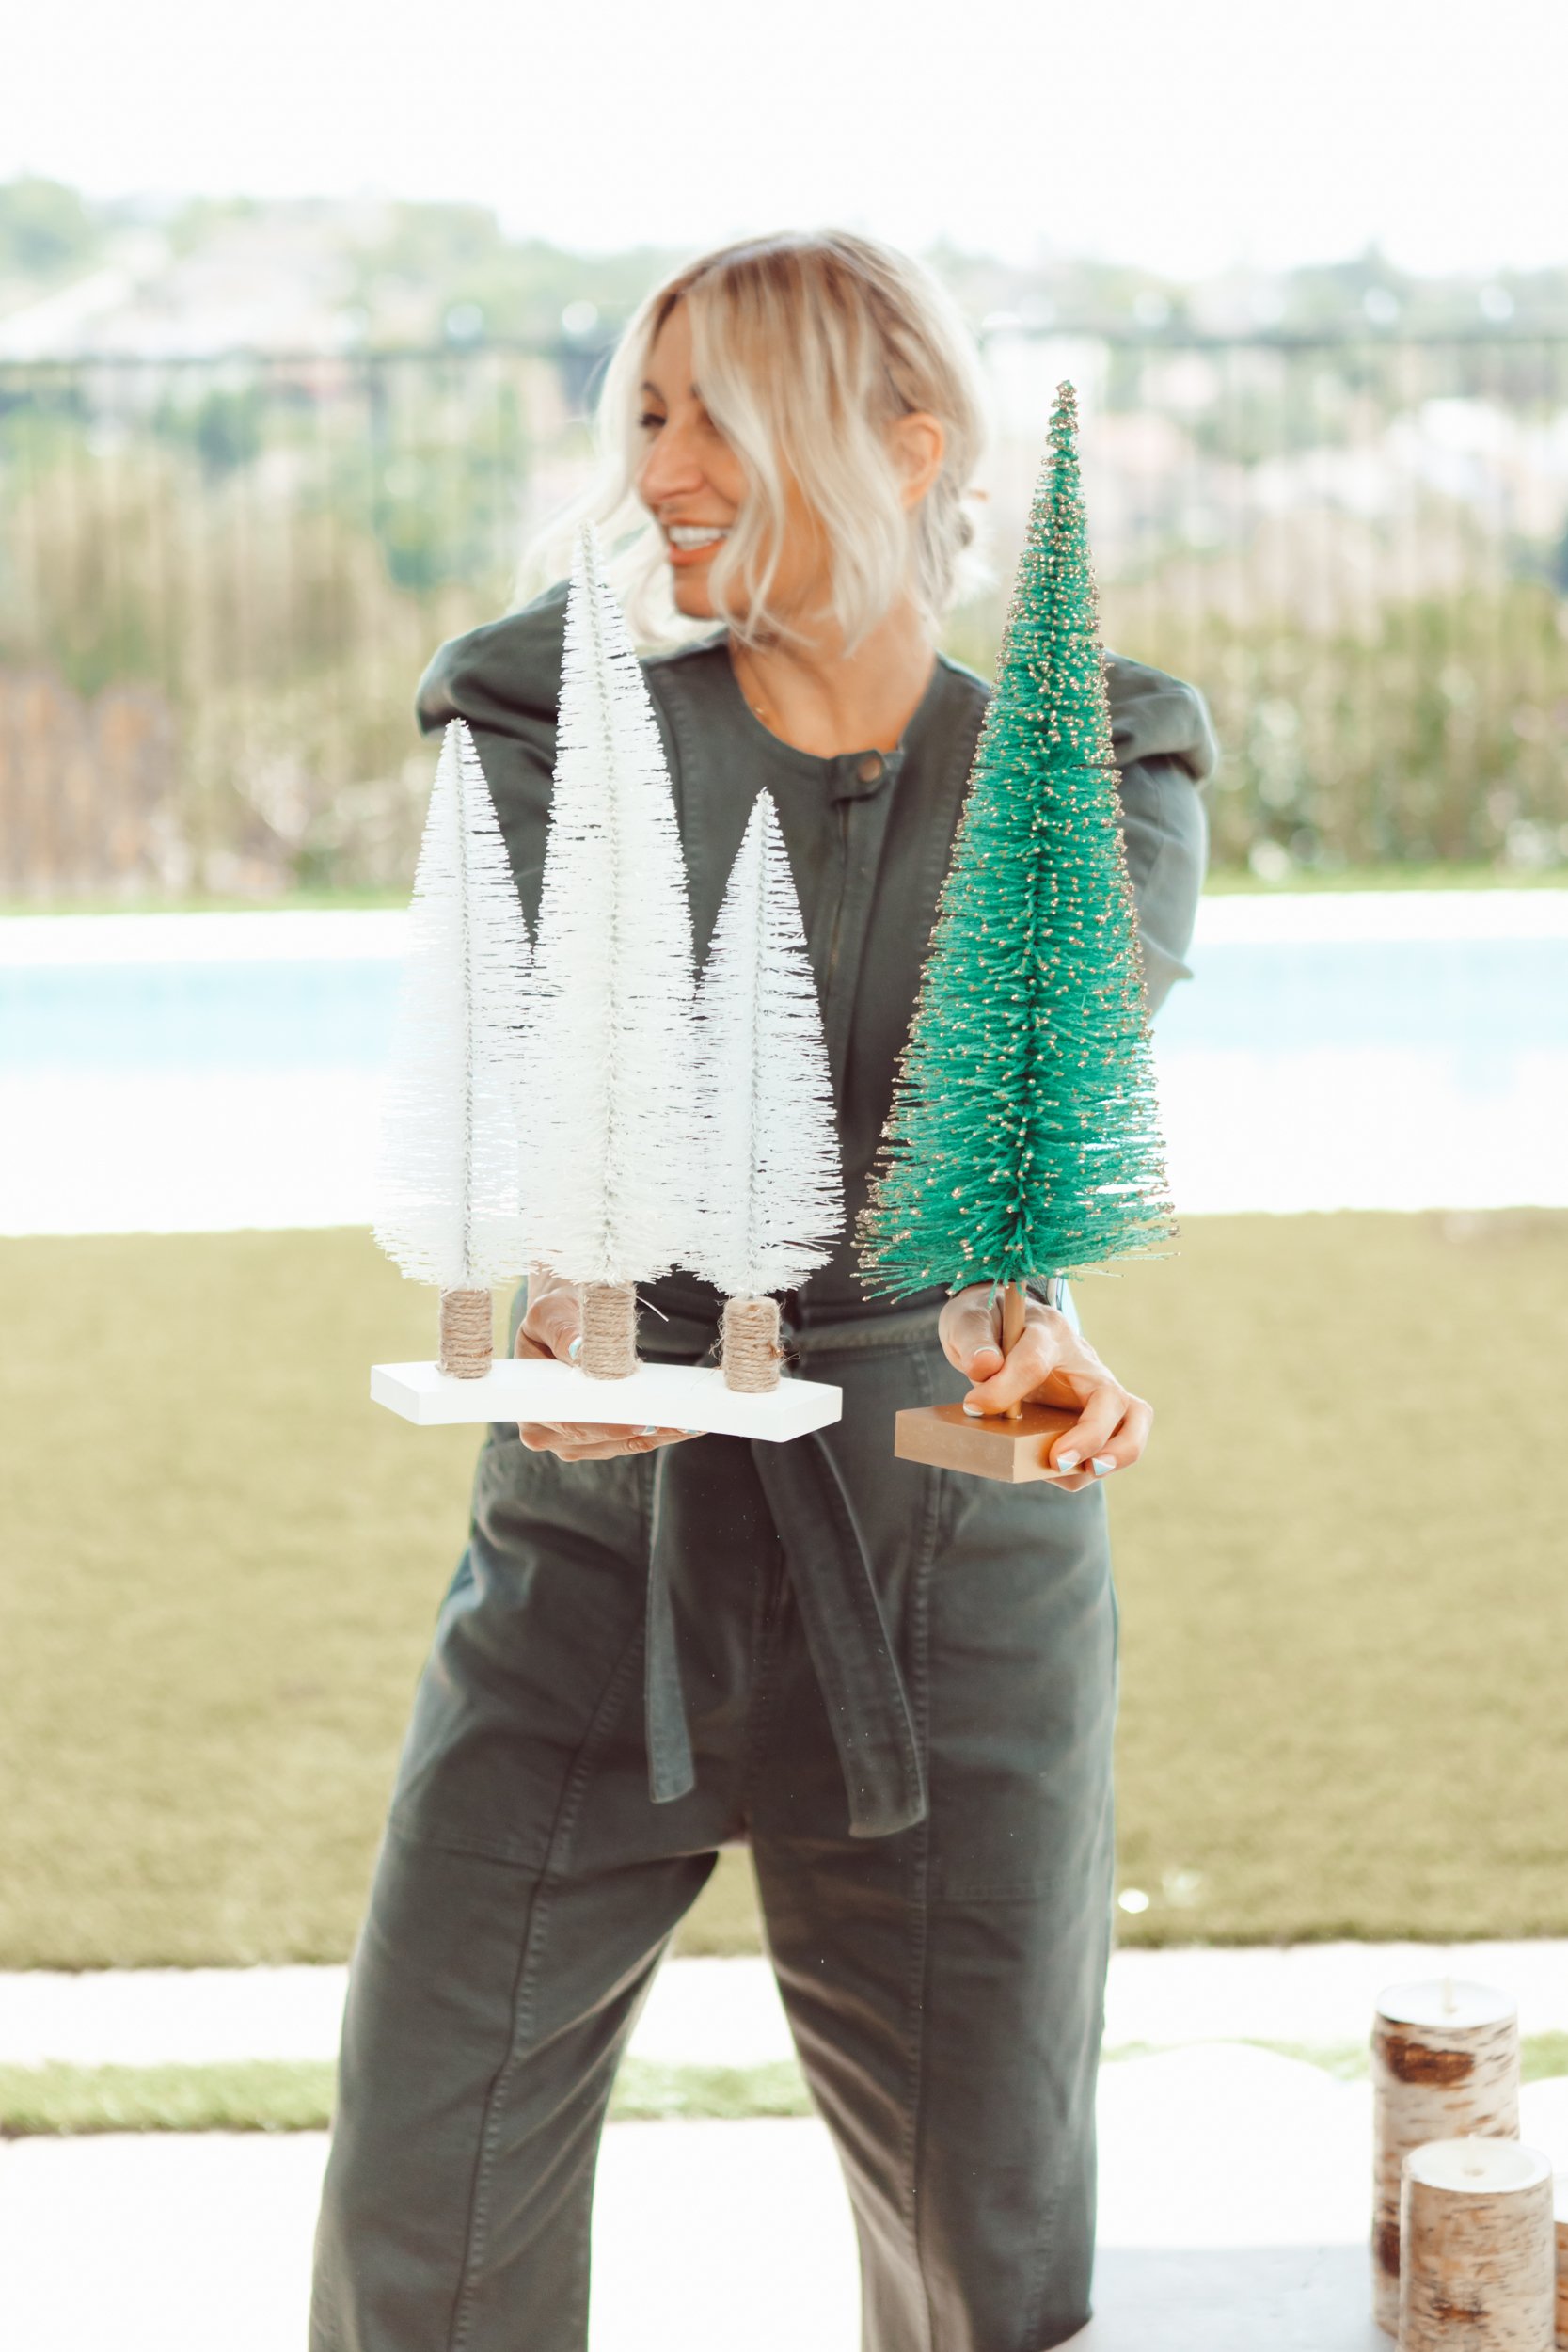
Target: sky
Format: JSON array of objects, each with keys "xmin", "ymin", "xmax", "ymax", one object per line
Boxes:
[{"xmin": 6, "ymin": 0, "xmax": 1566, "ymax": 278}]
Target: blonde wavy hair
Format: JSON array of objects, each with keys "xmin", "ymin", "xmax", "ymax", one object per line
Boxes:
[{"xmin": 523, "ymin": 229, "xmax": 991, "ymax": 650}]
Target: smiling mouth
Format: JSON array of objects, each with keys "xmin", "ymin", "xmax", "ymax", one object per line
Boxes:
[{"xmin": 665, "ymin": 524, "xmax": 729, "ymax": 553}]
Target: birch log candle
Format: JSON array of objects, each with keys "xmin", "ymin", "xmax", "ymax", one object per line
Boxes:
[
  {"xmin": 1373, "ymin": 1979, "xmax": 1520, "ymax": 2333},
  {"xmin": 1554, "ymin": 2177, "xmax": 1566, "ymax": 2352},
  {"xmin": 1399, "ymin": 2139, "xmax": 1555, "ymax": 2350}
]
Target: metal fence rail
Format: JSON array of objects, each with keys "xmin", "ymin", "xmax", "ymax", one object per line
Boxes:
[{"xmin": 1, "ymin": 332, "xmax": 1564, "ymax": 898}]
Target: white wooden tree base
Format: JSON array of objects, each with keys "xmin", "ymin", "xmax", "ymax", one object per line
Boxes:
[{"xmin": 371, "ymin": 1358, "xmax": 842, "ymax": 1439}]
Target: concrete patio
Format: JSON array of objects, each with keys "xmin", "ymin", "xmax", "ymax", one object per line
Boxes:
[
  {"xmin": 0, "ymin": 2107, "xmax": 1389, "ymax": 2352},
  {"xmin": 5, "ymin": 1946, "xmax": 1566, "ymax": 2346},
  {"xmin": 8, "ymin": 2043, "xmax": 1566, "ymax": 2347}
]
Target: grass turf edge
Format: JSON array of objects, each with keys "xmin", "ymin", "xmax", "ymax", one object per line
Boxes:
[
  {"xmin": 8, "ymin": 2038, "xmax": 1566, "ymax": 2137},
  {"xmin": 0, "ymin": 2057, "xmax": 814, "ymax": 2137}
]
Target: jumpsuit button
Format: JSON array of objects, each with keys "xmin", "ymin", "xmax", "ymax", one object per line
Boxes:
[{"xmin": 855, "ymin": 752, "xmax": 885, "ymax": 784}]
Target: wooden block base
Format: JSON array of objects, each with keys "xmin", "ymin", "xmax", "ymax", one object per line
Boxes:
[
  {"xmin": 894, "ymin": 1401, "xmax": 1081, "ymax": 1483},
  {"xmin": 371, "ymin": 1358, "xmax": 842, "ymax": 1440}
]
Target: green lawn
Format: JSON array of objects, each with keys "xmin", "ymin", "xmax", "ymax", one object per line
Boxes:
[
  {"xmin": 8, "ymin": 2033, "xmax": 1568, "ymax": 2138},
  {"xmin": 0, "ymin": 2057, "xmax": 816, "ymax": 2137},
  {"xmin": 1, "ymin": 1213, "xmax": 1564, "ymax": 1966}
]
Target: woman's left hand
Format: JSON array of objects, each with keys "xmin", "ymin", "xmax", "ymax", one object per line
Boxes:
[{"xmin": 936, "ymin": 1286, "xmax": 1153, "ymax": 1492}]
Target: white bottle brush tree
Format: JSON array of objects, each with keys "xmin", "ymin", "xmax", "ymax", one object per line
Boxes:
[
  {"xmin": 689, "ymin": 791, "xmax": 843, "ymax": 1391},
  {"xmin": 373, "ymin": 719, "xmax": 532, "ymax": 1376},
  {"xmin": 519, "ymin": 522, "xmax": 698, "ymax": 1376}
]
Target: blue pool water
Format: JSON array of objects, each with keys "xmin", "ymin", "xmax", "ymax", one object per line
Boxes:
[
  {"xmin": 0, "ymin": 961, "xmax": 404, "ymax": 1072},
  {"xmin": 3, "ymin": 937, "xmax": 1565, "ymax": 1072},
  {"xmin": 1157, "ymin": 938, "xmax": 1568, "ymax": 1077}
]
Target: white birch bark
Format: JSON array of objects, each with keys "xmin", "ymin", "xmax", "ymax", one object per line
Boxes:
[
  {"xmin": 1400, "ymin": 2139, "xmax": 1555, "ymax": 2350},
  {"xmin": 1371, "ymin": 1979, "xmax": 1520, "ymax": 2335}
]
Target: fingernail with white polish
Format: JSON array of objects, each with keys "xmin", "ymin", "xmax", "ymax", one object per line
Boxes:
[
  {"xmin": 1054, "ymin": 1452, "xmax": 1081, "ymax": 1471},
  {"xmin": 639, "ymin": 1424, "xmax": 657, "ymax": 1437},
  {"xmin": 567, "ymin": 1335, "xmax": 582, "ymax": 1361},
  {"xmin": 1092, "ymin": 1455, "xmax": 1116, "ymax": 1475},
  {"xmin": 961, "ymin": 1402, "xmax": 984, "ymax": 1419}
]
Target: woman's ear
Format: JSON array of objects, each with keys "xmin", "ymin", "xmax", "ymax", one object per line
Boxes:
[{"xmin": 890, "ymin": 410, "xmax": 946, "ymax": 510}]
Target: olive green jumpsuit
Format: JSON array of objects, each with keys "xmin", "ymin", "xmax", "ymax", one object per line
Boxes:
[{"xmin": 310, "ymin": 584, "xmax": 1217, "ymax": 2352}]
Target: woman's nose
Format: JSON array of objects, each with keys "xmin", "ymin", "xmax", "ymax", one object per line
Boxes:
[{"xmin": 637, "ymin": 421, "xmax": 706, "ymax": 509}]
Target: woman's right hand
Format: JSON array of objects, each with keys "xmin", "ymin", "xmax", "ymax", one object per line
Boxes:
[
  {"xmin": 515, "ymin": 1272, "xmax": 692, "ymax": 1462},
  {"xmin": 937, "ymin": 1284, "xmax": 1152, "ymax": 1491}
]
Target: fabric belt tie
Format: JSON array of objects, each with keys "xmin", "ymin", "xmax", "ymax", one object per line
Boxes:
[{"xmin": 641, "ymin": 1303, "xmax": 939, "ymax": 1841}]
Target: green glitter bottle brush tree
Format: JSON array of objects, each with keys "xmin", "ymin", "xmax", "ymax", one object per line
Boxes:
[{"xmin": 857, "ymin": 382, "xmax": 1175, "ymax": 1480}]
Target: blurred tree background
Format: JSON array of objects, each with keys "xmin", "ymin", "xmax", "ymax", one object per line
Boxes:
[{"xmin": 1, "ymin": 177, "xmax": 1565, "ymax": 902}]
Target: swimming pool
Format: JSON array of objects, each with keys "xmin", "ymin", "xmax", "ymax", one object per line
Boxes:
[{"xmin": 2, "ymin": 898, "xmax": 1564, "ymax": 1232}]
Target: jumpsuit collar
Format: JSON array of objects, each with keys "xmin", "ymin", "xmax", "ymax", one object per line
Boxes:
[{"xmin": 716, "ymin": 641, "xmax": 950, "ymax": 803}]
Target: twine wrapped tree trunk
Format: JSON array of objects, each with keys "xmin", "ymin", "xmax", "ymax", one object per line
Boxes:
[
  {"xmin": 519, "ymin": 523, "xmax": 698, "ymax": 1377},
  {"xmin": 437, "ymin": 1285, "xmax": 495, "ymax": 1378},
  {"xmin": 579, "ymin": 1279, "xmax": 638, "ymax": 1380},
  {"xmin": 689, "ymin": 792, "xmax": 842, "ymax": 1392},
  {"xmin": 1399, "ymin": 2139, "xmax": 1555, "ymax": 2350},
  {"xmin": 721, "ymin": 1295, "xmax": 784, "ymax": 1391},
  {"xmin": 1371, "ymin": 1979, "xmax": 1520, "ymax": 2333},
  {"xmin": 373, "ymin": 718, "xmax": 531, "ymax": 1375}
]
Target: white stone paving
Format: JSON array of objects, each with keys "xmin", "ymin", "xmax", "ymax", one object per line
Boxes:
[
  {"xmin": 0, "ymin": 1069, "xmax": 389, "ymax": 1235},
  {"xmin": 7, "ymin": 1944, "xmax": 1568, "ymax": 2071},
  {"xmin": 1156, "ymin": 1041, "xmax": 1568, "ymax": 1215},
  {"xmin": 1102, "ymin": 1936, "xmax": 1568, "ymax": 2051},
  {"xmin": 0, "ymin": 1962, "xmax": 351, "ymax": 2069},
  {"xmin": 0, "ymin": 1955, "xmax": 799, "ymax": 2071}
]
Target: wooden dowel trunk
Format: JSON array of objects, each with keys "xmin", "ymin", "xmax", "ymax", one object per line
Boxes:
[{"xmin": 1000, "ymin": 1281, "xmax": 1026, "ymax": 1422}]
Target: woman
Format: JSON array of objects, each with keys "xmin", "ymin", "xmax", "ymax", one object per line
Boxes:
[{"xmin": 313, "ymin": 230, "xmax": 1215, "ymax": 2352}]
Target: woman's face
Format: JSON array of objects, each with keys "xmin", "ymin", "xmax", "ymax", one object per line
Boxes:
[{"xmin": 633, "ymin": 299, "xmax": 829, "ymax": 629}]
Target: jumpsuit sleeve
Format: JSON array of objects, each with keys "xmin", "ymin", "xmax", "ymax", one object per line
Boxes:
[
  {"xmin": 1104, "ymin": 652, "xmax": 1219, "ymax": 1019},
  {"xmin": 413, "ymin": 580, "xmax": 571, "ymax": 930}
]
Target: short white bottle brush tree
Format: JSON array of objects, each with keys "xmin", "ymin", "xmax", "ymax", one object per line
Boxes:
[
  {"xmin": 372, "ymin": 717, "xmax": 531, "ymax": 1377},
  {"xmin": 689, "ymin": 791, "xmax": 843, "ymax": 1392},
  {"xmin": 518, "ymin": 519, "xmax": 699, "ymax": 1379}
]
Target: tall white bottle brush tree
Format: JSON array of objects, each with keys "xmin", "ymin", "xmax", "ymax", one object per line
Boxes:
[
  {"xmin": 519, "ymin": 522, "xmax": 699, "ymax": 1376},
  {"xmin": 373, "ymin": 718, "xmax": 532, "ymax": 1376}
]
